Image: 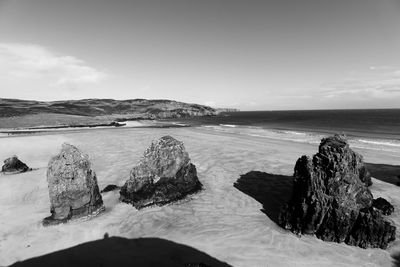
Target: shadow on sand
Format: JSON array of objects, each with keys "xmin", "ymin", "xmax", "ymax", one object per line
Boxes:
[
  {"xmin": 233, "ymin": 164, "xmax": 400, "ymax": 223},
  {"xmin": 10, "ymin": 236, "xmax": 231, "ymax": 267},
  {"xmin": 234, "ymin": 171, "xmax": 293, "ymax": 224},
  {"xmin": 391, "ymin": 252, "xmax": 400, "ymax": 267},
  {"xmin": 365, "ymin": 163, "xmax": 400, "ymax": 186}
]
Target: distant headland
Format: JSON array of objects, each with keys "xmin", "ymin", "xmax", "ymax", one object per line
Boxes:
[{"xmin": 0, "ymin": 98, "xmax": 217, "ymax": 129}]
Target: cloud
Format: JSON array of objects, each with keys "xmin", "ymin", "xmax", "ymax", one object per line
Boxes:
[
  {"xmin": 204, "ymin": 101, "xmax": 216, "ymax": 107},
  {"xmin": 318, "ymin": 70, "xmax": 400, "ymax": 100},
  {"xmin": 0, "ymin": 43, "xmax": 107, "ymax": 90},
  {"xmin": 369, "ymin": 65, "xmax": 391, "ymax": 71}
]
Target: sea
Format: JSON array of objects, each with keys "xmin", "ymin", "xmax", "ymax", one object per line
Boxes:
[{"xmin": 167, "ymin": 109, "xmax": 400, "ymax": 154}]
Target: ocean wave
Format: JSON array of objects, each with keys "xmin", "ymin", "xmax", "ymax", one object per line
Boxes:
[
  {"xmin": 356, "ymin": 139, "xmax": 400, "ymax": 147},
  {"xmin": 200, "ymin": 124, "xmax": 323, "ymax": 145},
  {"xmin": 280, "ymin": 130, "xmax": 308, "ymax": 136},
  {"xmin": 199, "ymin": 124, "xmax": 400, "ymax": 153},
  {"xmin": 219, "ymin": 124, "xmax": 237, "ymax": 128},
  {"xmin": 349, "ymin": 138, "xmax": 400, "ymax": 153}
]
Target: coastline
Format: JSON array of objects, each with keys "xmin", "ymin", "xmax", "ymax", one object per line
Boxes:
[
  {"xmin": 0, "ymin": 120, "xmax": 190, "ymax": 138},
  {"xmin": 194, "ymin": 124, "xmax": 400, "ymax": 158},
  {"xmin": 167, "ymin": 109, "xmax": 400, "ymax": 141}
]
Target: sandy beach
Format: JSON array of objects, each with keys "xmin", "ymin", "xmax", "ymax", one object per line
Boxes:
[
  {"xmin": 1, "ymin": 126, "xmax": 400, "ymax": 267},
  {"xmin": 0, "ymin": 119, "xmax": 177, "ymax": 137}
]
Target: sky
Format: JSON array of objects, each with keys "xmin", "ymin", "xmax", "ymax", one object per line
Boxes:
[{"xmin": 0, "ymin": 0, "xmax": 400, "ymax": 110}]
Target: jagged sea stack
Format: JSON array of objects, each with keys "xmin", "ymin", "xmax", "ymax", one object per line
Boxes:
[
  {"xmin": 279, "ymin": 134, "xmax": 396, "ymax": 249},
  {"xmin": 120, "ymin": 136, "xmax": 202, "ymax": 208},
  {"xmin": 1, "ymin": 156, "xmax": 31, "ymax": 174},
  {"xmin": 43, "ymin": 143, "xmax": 104, "ymax": 226}
]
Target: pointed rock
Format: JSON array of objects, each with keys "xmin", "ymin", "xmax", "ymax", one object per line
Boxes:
[
  {"xmin": 278, "ymin": 134, "xmax": 396, "ymax": 249},
  {"xmin": 43, "ymin": 143, "xmax": 104, "ymax": 226},
  {"xmin": 120, "ymin": 135, "xmax": 202, "ymax": 208}
]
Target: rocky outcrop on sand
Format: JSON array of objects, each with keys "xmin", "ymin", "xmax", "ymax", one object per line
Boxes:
[
  {"xmin": 120, "ymin": 136, "xmax": 202, "ymax": 208},
  {"xmin": 279, "ymin": 134, "xmax": 396, "ymax": 249},
  {"xmin": 43, "ymin": 143, "xmax": 104, "ymax": 226},
  {"xmin": 1, "ymin": 156, "xmax": 31, "ymax": 174}
]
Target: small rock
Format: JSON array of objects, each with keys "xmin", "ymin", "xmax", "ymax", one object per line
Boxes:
[
  {"xmin": 1, "ymin": 156, "xmax": 31, "ymax": 174},
  {"xmin": 120, "ymin": 136, "xmax": 202, "ymax": 208},
  {"xmin": 43, "ymin": 143, "xmax": 105, "ymax": 226},
  {"xmin": 373, "ymin": 197, "xmax": 394, "ymax": 215},
  {"xmin": 101, "ymin": 184, "xmax": 120, "ymax": 193},
  {"xmin": 110, "ymin": 121, "xmax": 125, "ymax": 127}
]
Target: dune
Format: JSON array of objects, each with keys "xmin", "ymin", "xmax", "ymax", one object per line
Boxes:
[{"xmin": 0, "ymin": 126, "xmax": 400, "ymax": 266}]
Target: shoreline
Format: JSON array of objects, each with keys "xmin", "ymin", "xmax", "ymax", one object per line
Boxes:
[
  {"xmin": 2, "ymin": 122, "xmax": 400, "ymax": 160},
  {"xmin": 0, "ymin": 120, "xmax": 190, "ymax": 137},
  {"xmin": 194, "ymin": 124, "xmax": 400, "ymax": 156}
]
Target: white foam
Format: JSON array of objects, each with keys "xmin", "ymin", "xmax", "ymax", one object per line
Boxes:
[
  {"xmin": 200, "ymin": 125, "xmax": 400, "ymax": 154},
  {"xmin": 200, "ymin": 125, "xmax": 323, "ymax": 145},
  {"xmin": 356, "ymin": 139, "xmax": 400, "ymax": 147},
  {"xmin": 219, "ymin": 124, "xmax": 237, "ymax": 128}
]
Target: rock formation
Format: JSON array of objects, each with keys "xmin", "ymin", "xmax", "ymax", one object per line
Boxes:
[
  {"xmin": 43, "ymin": 143, "xmax": 104, "ymax": 226},
  {"xmin": 279, "ymin": 134, "xmax": 396, "ymax": 249},
  {"xmin": 373, "ymin": 197, "xmax": 394, "ymax": 216},
  {"xmin": 1, "ymin": 156, "xmax": 31, "ymax": 174},
  {"xmin": 120, "ymin": 135, "xmax": 202, "ymax": 208}
]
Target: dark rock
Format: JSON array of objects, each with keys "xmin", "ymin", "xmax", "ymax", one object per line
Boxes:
[
  {"xmin": 1, "ymin": 156, "xmax": 31, "ymax": 174},
  {"xmin": 345, "ymin": 207, "xmax": 396, "ymax": 249},
  {"xmin": 120, "ymin": 135, "xmax": 202, "ymax": 208},
  {"xmin": 43, "ymin": 143, "xmax": 105, "ymax": 226},
  {"xmin": 318, "ymin": 134, "xmax": 372, "ymax": 187},
  {"xmin": 373, "ymin": 197, "xmax": 394, "ymax": 215},
  {"xmin": 101, "ymin": 184, "xmax": 120, "ymax": 193},
  {"xmin": 109, "ymin": 121, "xmax": 125, "ymax": 127},
  {"xmin": 278, "ymin": 134, "xmax": 396, "ymax": 249}
]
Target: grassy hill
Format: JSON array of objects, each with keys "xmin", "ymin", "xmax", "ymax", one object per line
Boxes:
[
  {"xmin": 0, "ymin": 98, "xmax": 216, "ymax": 118},
  {"xmin": 0, "ymin": 98, "xmax": 216, "ymax": 129}
]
